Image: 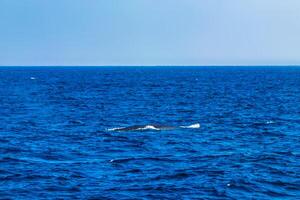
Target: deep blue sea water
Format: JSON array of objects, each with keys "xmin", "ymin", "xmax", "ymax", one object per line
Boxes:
[{"xmin": 0, "ymin": 67, "xmax": 299, "ymax": 199}]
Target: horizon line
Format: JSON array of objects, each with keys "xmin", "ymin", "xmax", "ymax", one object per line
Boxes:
[{"xmin": 1, "ymin": 65, "xmax": 300, "ymax": 67}]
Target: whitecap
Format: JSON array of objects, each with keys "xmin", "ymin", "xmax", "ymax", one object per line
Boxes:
[{"xmin": 266, "ymin": 120, "xmax": 275, "ymax": 124}]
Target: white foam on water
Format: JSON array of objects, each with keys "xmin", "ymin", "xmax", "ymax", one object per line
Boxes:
[
  {"xmin": 180, "ymin": 123, "xmax": 200, "ymax": 129},
  {"xmin": 30, "ymin": 77, "xmax": 36, "ymax": 80},
  {"xmin": 266, "ymin": 120, "xmax": 275, "ymax": 124}
]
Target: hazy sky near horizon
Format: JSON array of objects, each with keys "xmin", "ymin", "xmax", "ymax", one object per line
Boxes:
[{"xmin": 0, "ymin": 0, "xmax": 300, "ymax": 66}]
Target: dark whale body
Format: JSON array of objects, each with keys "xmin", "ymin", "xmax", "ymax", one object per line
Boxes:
[
  {"xmin": 108, "ymin": 123, "xmax": 200, "ymax": 132},
  {"xmin": 115, "ymin": 125, "xmax": 175, "ymax": 131}
]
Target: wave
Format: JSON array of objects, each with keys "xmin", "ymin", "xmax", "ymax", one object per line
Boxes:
[{"xmin": 266, "ymin": 120, "xmax": 275, "ymax": 124}]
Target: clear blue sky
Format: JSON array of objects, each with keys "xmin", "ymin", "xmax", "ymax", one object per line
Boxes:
[{"xmin": 0, "ymin": 0, "xmax": 300, "ymax": 66}]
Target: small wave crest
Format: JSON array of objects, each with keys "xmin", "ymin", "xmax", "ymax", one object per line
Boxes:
[{"xmin": 266, "ymin": 120, "xmax": 275, "ymax": 124}]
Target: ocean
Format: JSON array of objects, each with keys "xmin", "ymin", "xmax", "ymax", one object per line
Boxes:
[{"xmin": 0, "ymin": 66, "xmax": 299, "ymax": 199}]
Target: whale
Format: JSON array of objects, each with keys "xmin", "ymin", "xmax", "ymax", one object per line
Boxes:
[{"xmin": 108, "ymin": 123, "xmax": 200, "ymax": 132}]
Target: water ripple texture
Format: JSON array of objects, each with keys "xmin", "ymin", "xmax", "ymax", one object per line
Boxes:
[{"xmin": 0, "ymin": 67, "xmax": 299, "ymax": 199}]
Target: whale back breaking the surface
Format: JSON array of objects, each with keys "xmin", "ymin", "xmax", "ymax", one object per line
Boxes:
[
  {"xmin": 180, "ymin": 123, "xmax": 200, "ymax": 129},
  {"xmin": 107, "ymin": 123, "xmax": 200, "ymax": 132}
]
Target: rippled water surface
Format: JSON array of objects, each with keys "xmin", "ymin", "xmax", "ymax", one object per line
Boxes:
[{"xmin": 0, "ymin": 67, "xmax": 300, "ymax": 199}]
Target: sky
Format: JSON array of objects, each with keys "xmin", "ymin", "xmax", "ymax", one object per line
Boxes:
[{"xmin": 0, "ymin": 0, "xmax": 300, "ymax": 66}]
